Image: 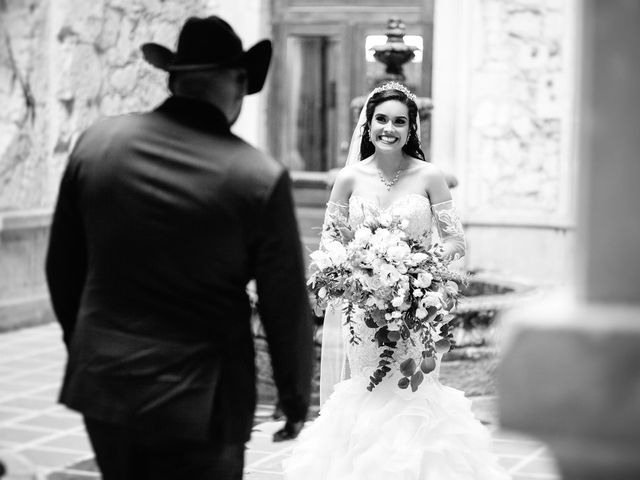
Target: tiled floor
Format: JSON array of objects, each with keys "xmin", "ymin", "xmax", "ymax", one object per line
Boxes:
[{"xmin": 0, "ymin": 323, "xmax": 562, "ymax": 479}]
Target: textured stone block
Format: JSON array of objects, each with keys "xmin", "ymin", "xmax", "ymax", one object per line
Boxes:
[{"xmin": 499, "ymin": 295, "xmax": 640, "ymax": 477}]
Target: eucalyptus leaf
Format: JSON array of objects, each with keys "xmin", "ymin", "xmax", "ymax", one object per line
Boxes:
[
  {"xmin": 400, "ymin": 358, "xmax": 416, "ymax": 377},
  {"xmin": 411, "ymin": 370, "xmax": 424, "ymax": 392}
]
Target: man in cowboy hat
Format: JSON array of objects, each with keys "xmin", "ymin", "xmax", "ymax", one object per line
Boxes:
[{"xmin": 46, "ymin": 15, "xmax": 313, "ymax": 480}]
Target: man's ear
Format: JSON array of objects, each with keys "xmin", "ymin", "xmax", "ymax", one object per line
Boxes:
[{"xmin": 235, "ymin": 69, "xmax": 248, "ymax": 96}]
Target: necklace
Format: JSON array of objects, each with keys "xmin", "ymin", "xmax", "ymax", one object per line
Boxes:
[{"xmin": 377, "ymin": 166, "xmax": 404, "ymax": 191}]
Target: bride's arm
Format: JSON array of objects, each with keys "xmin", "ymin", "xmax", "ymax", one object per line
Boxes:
[
  {"xmin": 318, "ymin": 168, "xmax": 354, "ymax": 406},
  {"xmin": 321, "ymin": 167, "xmax": 354, "ymax": 245},
  {"xmin": 424, "ymin": 165, "xmax": 466, "ymax": 261}
]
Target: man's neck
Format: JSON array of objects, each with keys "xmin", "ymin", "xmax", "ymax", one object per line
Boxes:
[{"xmin": 173, "ymin": 92, "xmax": 233, "ymax": 125}]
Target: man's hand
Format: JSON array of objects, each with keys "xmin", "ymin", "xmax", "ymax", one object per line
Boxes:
[{"xmin": 272, "ymin": 419, "xmax": 304, "ymax": 442}]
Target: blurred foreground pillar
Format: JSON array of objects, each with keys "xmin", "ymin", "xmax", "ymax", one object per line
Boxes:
[{"xmin": 498, "ymin": 1, "xmax": 640, "ymax": 479}]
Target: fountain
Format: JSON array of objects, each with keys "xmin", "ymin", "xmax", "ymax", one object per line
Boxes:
[
  {"xmin": 349, "ymin": 17, "xmax": 433, "ymax": 151},
  {"xmin": 372, "ymin": 17, "xmax": 419, "ymax": 81}
]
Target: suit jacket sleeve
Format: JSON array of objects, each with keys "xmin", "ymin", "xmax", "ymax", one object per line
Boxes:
[
  {"xmin": 45, "ymin": 152, "xmax": 87, "ymax": 347},
  {"xmin": 254, "ymin": 171, "xmax": 314, "ymax": 423}
]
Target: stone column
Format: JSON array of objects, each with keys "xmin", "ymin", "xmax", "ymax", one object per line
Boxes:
[{"xmin": 498, "ymin": 1, "xmax": 640, "ymax": 479}]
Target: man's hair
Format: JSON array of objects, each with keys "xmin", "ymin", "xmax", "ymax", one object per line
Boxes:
[
  {"xmin": 168, "ymin": 66, "xmax": 247, "ymax": 99},
  {"xmin": 169, "ymin": 70, "xmax": 218, "ymax": 96}
]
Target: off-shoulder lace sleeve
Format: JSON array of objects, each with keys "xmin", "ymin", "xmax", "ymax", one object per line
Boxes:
[
  {"xmin": 320, "ymin": 201, "xmax": 349, "ymax": 248},
  {"xmin": 318, "ymin": 201, "xmax": 350, "ymax": 406},
  {"xmin": 431, "ymin": 200, "xmax": 466, "ymax": 261}
]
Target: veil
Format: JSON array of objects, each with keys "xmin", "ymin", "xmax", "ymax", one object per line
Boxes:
[{"xmin": 318, "ymin": 83, "xmax": 421, "ymax": 406}]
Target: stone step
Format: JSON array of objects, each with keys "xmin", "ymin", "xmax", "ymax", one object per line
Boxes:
[{"xmin": 293, "ymin": 187, "xmax": 330, "ymax": 207}]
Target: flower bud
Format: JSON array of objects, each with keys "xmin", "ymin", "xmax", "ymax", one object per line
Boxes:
[
  {"xmin": 387, "ymin": 330, "xmax": 401, "ymax": 342},
  {"xmin": 400, "ymin": 358, "xmax": 416, "ymax": 377},
  {"xmin": 420, "ymin": 356, "xmax": 436, "ymax": 374},
  {"xmin": 435, "ymin": 338, "xmax": 451, "ymax": 353},
  {"xmin": 410, "ymin": 370, "xmax": 424, "ymax": 392}
]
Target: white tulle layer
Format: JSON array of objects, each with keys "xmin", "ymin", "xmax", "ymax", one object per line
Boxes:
[{"xmin": 283, "ymin": 376, "xmax": 510, "ymax": 480}]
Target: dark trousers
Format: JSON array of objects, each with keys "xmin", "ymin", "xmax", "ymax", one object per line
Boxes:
[{"xmin": 84, "ymin": 416, "xmax": 245, "ymax": 480}]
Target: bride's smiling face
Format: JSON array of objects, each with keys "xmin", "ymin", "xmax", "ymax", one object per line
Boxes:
[{"xmin": 369, "ymin": 100, "xmax": 410, "ymax": 153}]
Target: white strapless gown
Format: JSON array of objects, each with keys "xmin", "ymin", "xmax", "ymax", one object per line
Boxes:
[{"xmin": 283, "ymin": 194, "xmax": 510, "ymax": 480}]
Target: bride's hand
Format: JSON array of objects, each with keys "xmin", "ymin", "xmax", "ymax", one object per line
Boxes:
[{"xmin": 273, "ymin": 419, "xmax": 305, "ymax": 442}]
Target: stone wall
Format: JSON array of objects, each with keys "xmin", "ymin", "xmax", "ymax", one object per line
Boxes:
[
  {"xmin": 0, "ymin": 0, "xmax": 271, "ymax": 329},
  {"xmin": 0, "ymin": 0, "xmax": 228, "ymax": 210},
  {"xmin": 465, "ymin": 0, "xmax": 569, "ymax": 217},
  {"xmin": 432, "ymin": 0, "xmax": 578, "ymax": 286}
]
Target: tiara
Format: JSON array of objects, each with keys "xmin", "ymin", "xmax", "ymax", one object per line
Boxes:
[{"xmin": 371, "ymin": 81, "xmax": 416, "ymax": 102}]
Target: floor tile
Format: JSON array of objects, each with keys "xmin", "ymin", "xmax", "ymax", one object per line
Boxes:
[
  {"xmin": 29, "ymin": 386, "xmax": 62, "ymax": 401},
  {"xmin": 1, "ymin": 358, "xmax": 53, "ymax": 370},
  {"xmin": 1, "ymin": 324, "xmax": 564, "ymax": 480},
  {"xmin": 9, "ymin": 371, "xmax": 63, "ymax": 385},
  {"xmin": 18, "ymin": 414, "xmax": 83, "ymax": 431},
  {"xmin": 0, "ymin": 381, "xmax": 41, "ymax": 397},
  {"xmin": 0, "ymin": 396, "xmax": 57, "ymax": 411},
  {"xmin": 40, "ymin": 434, "xmax": 92, "ymax": 453},
  {"xmin": 244, "ymin": 471, "xmax": 283, "ymax": 480},
  {"xmin": 512, "ymin": 475, "xmax": 560, "ymax": 480},
  {"xmin": 498, "ymin": 455, "xmax": 526, "ymax": 469},
  {"xmin": 0, "ymin": 406, "xmax": 33, "ymax": 423},
  {"xmin": 246, "ymin": 449, "xmax": 276, "ymax": 465},
  {"xmin": 48, "ymin": 471, "xmax": 101, "ymax": 479},
  {"xmin": 0, "ymin": 425, "xmax": 56, "ymax": 443},
  {"xmin": 493, "ymin": 439, "xmax": 547, "ymax": 456},
  {"xmin": 64, "ymin": 458, "xmax": 99, "ymax": 472},
  {"xmin": 515, "ymin": 456, "xmax": 562, "ymax": 476},
  {"xmin": 18, "ymin": 447, "xmax": 89, "ymax": 469}
]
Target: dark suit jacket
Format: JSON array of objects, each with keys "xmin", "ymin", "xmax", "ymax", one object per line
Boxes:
[{"xmin": 45, "ymin": 96, "xmax": 313, "ymax": 443}]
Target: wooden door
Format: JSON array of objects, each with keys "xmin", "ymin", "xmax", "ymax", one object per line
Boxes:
[{"xmin": 268, "ymin": 0, "xmax": 434, "ymax": 171}]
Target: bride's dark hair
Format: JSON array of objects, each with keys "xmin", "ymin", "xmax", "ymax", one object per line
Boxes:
[{"xmin": 359, "ymin": 88, "xmax": 426, "ymax": 162}]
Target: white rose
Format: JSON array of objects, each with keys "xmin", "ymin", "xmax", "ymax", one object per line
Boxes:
[
  {"xmin": 309, "ymin": 250, "xmax": 332, "ymax": 270},
  {"xmin": 387, "ymin": 321, "xmax": 400, "ymax": 331},
  {"xmin": 354, "ymin": 227, "xmax": 372, "ymax": 243},
  {"xmin": 379, "ymin": 212, "xmax": 392, "ymax": 227},
  {"xmin": 379, "ymin": 263, "xmax": 402, "ymax": 285},
  {"xmin": 391, "ymin": 296, "xmax": 404, "ymax": 308},
  {"xmin": 324, "ymin": 240, "xmax": 347, "ymax": 265},
  {"xmin": 415, "ymin": 272, "xmax": 433, "ymax": 288},
  {"xmin": 416, "ymin": 307, "xmax": 428, "ymax": 319},
  {"xmin": 445, "ymin": 280, "xmax": 459, "ymax": 295},
  {"xmin": 370, "ymin": 275, "xmax": 384, "ymax": 291},
  {"xmin": 371, "ymin": 228, "xmax": 391, "ymax": 247},
  {"xmin": 411, "ymin": 252, "xmax": 428, "ymax": 264},
  {"xmin": 387, "ymin": 243, "xmax": 411, "ymax": 263},
  {"xmin": 421, "ymin": 291, "xmax": 442, "ymax": 308}
]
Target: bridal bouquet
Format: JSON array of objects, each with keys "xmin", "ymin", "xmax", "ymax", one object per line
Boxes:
[{"xmin": 308, "ymin": 208, "xmax": 466, "ymax": 393}]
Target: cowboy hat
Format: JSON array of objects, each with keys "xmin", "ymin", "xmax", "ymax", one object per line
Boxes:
[{"xmin": 141, "ymin": 16, "xmax": 272, "ymax": 95}]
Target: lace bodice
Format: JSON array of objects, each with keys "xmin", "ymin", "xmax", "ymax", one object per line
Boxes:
[
  {"xmin": 343, "ymin": 193, "xmax": 441, "ymax": 384},
  {"xmin": 348, "ymin": 194, "xmax": 433, "ymax": 241},
  {"xmin": 343, "ymin": 307, "xmax": 442, "ymax": 385}
]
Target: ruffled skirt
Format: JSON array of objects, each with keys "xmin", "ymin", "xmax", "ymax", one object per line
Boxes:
[{"xmin": 283, "ymin": 376, "xmax": 510, "ymax": 480}]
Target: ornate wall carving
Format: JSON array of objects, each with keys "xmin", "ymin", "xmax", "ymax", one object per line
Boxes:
[
  {"xmin": 0, "ymin": 0, "xmax": 217, "ymax": 210},
  {"xmin": 464, "ymin": 0, "xmax": 572, "ymax": 223}
]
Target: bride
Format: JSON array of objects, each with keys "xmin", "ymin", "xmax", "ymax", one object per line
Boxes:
[{"xmin": 281, "ymin": 82, "xmax": 509, "ymax": 480}]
